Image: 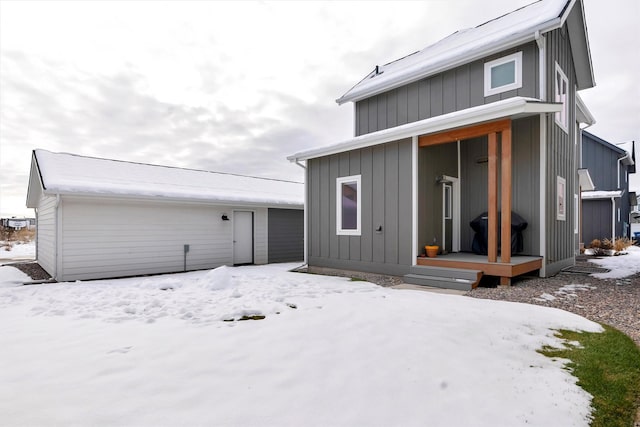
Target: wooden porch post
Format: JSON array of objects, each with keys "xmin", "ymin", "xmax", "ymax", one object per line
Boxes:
[
  {"xmin": 501, "ymin": 126, "xmax": 512, "ymax": 263},
  {"xmin": 488, "ymin": 132, "xmax": 498, "ymax": 263},
  {"xmin": 500, "ymin": 126, "xmax": 512, "ymax": 286}
]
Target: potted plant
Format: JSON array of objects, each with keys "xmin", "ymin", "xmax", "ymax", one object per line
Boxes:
[{"xmin": 424, "ymin": 246, "xmax": 438, "ymax": 257}]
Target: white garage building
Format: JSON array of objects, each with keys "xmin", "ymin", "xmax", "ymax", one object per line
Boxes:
[{"xmin": 26, "ymin": 150, "xmax": 304, "ymax": 281}]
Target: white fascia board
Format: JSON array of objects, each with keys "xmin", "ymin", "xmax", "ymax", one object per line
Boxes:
[
  {"xmin": 577, "ymin": 168, "xmax": 595, "ymax": 191},
  {"xmin": 288, "ymin": 97, "xmax": 562, "ymax": 162},
  {"xmin": 43, "ymin": 190, "xmax": 304, "ymax": 210},
  {"xmin": 581, "ymin": 190, "xmax": 623, "ymax": 200},
  {"xmin": 336, "ymin": 21, "xmax": 562, "ymax": 105},
  {"xmin": 576, "ymin": 93, "xmax": 596, "ymax": 125}
]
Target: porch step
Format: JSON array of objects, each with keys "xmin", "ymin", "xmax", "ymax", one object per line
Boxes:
[{"xmin": 403, "ymin": 266, "xmax": 483, "ymax": 291}]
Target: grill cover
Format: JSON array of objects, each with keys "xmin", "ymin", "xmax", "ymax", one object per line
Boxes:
[{"xmin": 470, "ymin": 211, "xmax": 528, "ymax": 255}]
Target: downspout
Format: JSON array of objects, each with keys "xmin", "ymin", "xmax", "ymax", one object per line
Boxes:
[
  {"xmin": 617, "ymin": 152, "xmax": 629, "ymax": 189},
  {"xmin": 294, "ymin": 160, "xmax": 308, "ymax": 266},
  {"xmin": 536, "ymin": 31, "xmax": 547, "ymax": 276},
  {"xmin": 54, "ymin": 194, "xmax": 61, "ymax": 280},
  {"xmin": 611, "ymin": 196, "xmax": 616, "ymax": 245},
  {"xmin": 535, "ymin": 31, "xmax": 546, "ymax": 101}
]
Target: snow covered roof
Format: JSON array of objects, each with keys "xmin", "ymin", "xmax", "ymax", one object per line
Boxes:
[
  {"xmin": 337, "ymin": 0, "xmax": 593, "ymax": 104},
  {"xmin": 581, "ymin": 190, "xmax": 623, "ymax": 200},
  {"xmin": 28, "ymin": 150, "xmax": 303, "ymax": 208},
  {"xmin": 289, "ymin": 97, "xmax": 560, "ymax": 162}
]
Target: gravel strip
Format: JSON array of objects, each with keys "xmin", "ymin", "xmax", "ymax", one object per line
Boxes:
[
  {"xmin": 4, "ymin": 261, "xmax": 52, "ymax": 282},
  {"xmin": 466, "ymin": 263, "xmax": 640, "ymax": 347}
]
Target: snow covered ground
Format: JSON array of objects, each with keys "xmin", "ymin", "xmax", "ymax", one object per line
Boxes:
[
  {"xmin": 588, "ymin": 245, "xmax": 640, "ymax": 278},
  {"xmin": 0, "ymin": 262, "xmax": 603, "ymax": 426},
  {"xmin": 0, "ymin": 240, "xmax": 35, "ymax": 260}
]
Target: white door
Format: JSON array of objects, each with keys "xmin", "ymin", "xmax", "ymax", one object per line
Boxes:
[{"xmin": 233, "ymin": 211, "xmax": 254, "ymax": 265}]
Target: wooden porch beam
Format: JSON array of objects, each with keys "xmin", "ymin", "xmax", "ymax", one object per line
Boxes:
[
  {"xmin": 501, "ymin": 125, "xmax": 512, "ymax": 264},
  {"xmin": 487, "ymin": 132, "xmax": 498, "ymax": 263},
  {"xmin": 419, "ymin": 119, "xmax": 511, "ymax": 147}
]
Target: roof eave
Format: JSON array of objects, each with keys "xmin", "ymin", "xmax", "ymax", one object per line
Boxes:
[
  {"xmin": 40, "ymin": 189, "xmax": 303, "ymax": 210},
  {"xmin": 576, "ymin": 93, "xmax": 596, "ymax": 125},
  {"xmin": 289, "ymin": 97, "xmax": 561, "ymax": 162},
  {"xmin": 578, "ymin": 168, "xmax": 596, "ymax": 191}
]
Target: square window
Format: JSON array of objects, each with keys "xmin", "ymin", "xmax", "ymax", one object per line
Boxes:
[
  {"xmin": 491, "ymin": 61, "xmax": 516, "ymax": 88},
  {"xmin": 484, "ymin": 52, "xmax": 523, "ymax": 96},
  {"xmin": 336, "ymin": 175, "xmax": 361, "ymax": 235},
  {"xmin": 555, "ymin": 63, "xmax": 569, "ymax": 133}
]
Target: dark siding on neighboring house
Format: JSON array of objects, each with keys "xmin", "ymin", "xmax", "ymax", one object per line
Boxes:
[
  {"xmin": 543, "ymin": 26, "xmax": 578, "ymax": 275},
  {"xmin": 267, "ymin": 209, "xmax": 304, "ymax": 263},
  {"xmin": 581, "ymin": 132, "xmax": 633, "ymax": 239},
  {"xmin": 307, "ymin": 139, "xmax": 413, "ymax": 276},
  {"xmin": 582, "ymin": 132, "xmax": 626, "ymax": 191},
  {"xmin": 355, "ymin": 42, "xmax": 539, "ymax": 136},
  {"xmin": 582, "ymin": 199, "xmax": 615, "ymax": 244}
]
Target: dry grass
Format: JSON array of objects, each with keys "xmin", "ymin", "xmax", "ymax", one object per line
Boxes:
[
  {"xmin": 1, "ymin": 227, "xmax": 35, "ymax": 250},
  {"xmin": 588, "ymin": 237, "xmax": 635, "ymax": 253}
]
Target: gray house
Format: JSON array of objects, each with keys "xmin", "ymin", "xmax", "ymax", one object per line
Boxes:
[
  {"xmin": 289, "ymin": 0, "xmax": 595, "ymax": 289},
  {"xmin": 580, "ymin": 131, "xmax": 636, "ymax": 245},
  {"xmin": 27, "ymin": 150, "xmax": 303, "ymax": 281}
]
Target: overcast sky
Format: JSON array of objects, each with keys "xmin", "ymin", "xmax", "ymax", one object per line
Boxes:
[{"xmin": 1, "ymin": 0, "xmax": 638, "ymax": 217}]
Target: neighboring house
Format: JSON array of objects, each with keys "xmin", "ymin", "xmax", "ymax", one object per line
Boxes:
[
  {"xmin": 289, "ymin": 0, "xmax": 595, "ymax": 290},
  {"xmin": 1, "ymin": 217, "xmax": 33, "ymax": 230},
  {"xmin": 580, "ymin": 131, "xmax": 636, "ymax": 245},
  {"xmin": 26, "ymin": 150, "xmax": 303, "ymax": 282}
]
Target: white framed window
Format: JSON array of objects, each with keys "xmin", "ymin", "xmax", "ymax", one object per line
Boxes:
[
  {"xmin": 443, "ymin": 184, "xmax": 452, "ymax": 220},
  {"xmin": 484, "ymin": 51, "xmax": 523, "ymax": 96},
  {"xmin": 555, "ymin": 63, "xmax": 569, "ymax": 133},
  {"xmin": 574, "ymin": 194, "xmax": 579, "ymax": 234},
  {"xmin": 557, "ymin": 176, "xmax": 566, "ymax": 221},
  {"xmin": 336, "ymin": 175, "xmax": 361, "ymax": 235}
]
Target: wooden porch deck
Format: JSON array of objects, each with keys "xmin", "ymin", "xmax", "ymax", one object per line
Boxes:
[{"xmin": 416, "ymin": 252, "xmax": 542, "ymax": 286}]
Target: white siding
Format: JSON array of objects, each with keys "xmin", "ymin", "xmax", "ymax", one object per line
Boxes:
[
  {"xmin": 58, "ymin": 197, "xmax": 268, "ymax": 281},
  {"xmin": 36, "ymin": 194, "xmax": 57, "ymax": 277}
]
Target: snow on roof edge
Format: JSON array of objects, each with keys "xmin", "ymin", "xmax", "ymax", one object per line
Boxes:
[
  {"xmin": 337, "ymin": 0, "xmax": 571, "ymax": 105},
  {"xmin": 33, "ymin": 149, "xmax": 304, "ymax": 207}
]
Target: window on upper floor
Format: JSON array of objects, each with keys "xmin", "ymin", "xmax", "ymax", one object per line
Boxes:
[
  {"xmin": 336, "ymin": 175, "xmax": 361, "ymax": 235},
  {"xmin": 484, "ymin": 52, "xmax": 523, "ymax": 97},
  {"xmin": 555, "ymin": 63, "xmax": 569, "ymax": 133}
]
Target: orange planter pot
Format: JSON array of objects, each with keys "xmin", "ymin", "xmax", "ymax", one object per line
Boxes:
[{"xmin": 425, "ymin": 245, "xmax": 439, "ymax": 258}]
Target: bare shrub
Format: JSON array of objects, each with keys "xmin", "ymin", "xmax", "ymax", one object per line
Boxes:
[
  {"xmin": 589, "ymin": 239, "xmax": 601, "ymax": 249},
  {"xmin": 601, "ymin": 238, "xmax": 615, "ymax": 250},
  {"xmin": 614, "ymin": 237, "xmax": 634, "ymax": 251}
]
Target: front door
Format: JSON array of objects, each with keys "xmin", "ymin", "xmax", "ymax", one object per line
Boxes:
[{"xmin": 233, "ymin": 211, "xmax": 254, "ymax": 265}]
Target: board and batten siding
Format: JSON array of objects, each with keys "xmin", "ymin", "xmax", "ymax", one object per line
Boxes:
[
  {"xmin": 582, "ymin": 199, "xmax": 616, "ymax": 244},
  {"xmin": 267, "ymin": 208, "xmax": 303, "ymax": 263},
  {"xmin": 581, "ymin": 133, "xmax": 626, "ymax": 191},
  {"xmin": 544, "ymin": 26, "xmax": 578, "ymax": 275},
  {"xmin": 56, "ymin": 197, "xmax": 268, "ymax": 281},
  {"xmin": 355, "ymin": 42, "xmax": 539, "ymax": 136},
  {"xmin": 307, "ymin": 139, "xmax": 413, "ymax": 276},
  {"xmin": 35, "ymin": 193, "xmax": 57, "ymax": 277}
]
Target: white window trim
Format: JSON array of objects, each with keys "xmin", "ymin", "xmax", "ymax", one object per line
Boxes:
[
  {"xmin": 554, "ymin": 62, "xmax": 569, "ymax": 133},
  {"xmin": 574, "ymin": 194, "xmax": 579, "ymax": 234},
  {"xmin": 484, "ymin": 51, "xmax": 523, "ymax": 97},
  {"xmin": 557, "ymin": 176, "xmax": 566, "ymax": 221},
  {"xmin": 336, "ymin": 174, "xmax": 361, "ymax": 236}
]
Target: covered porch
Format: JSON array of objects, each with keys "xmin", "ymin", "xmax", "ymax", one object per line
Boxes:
[{"xmin": 413, "ymin": 117, "xmax": 544, "ymax": 288}]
